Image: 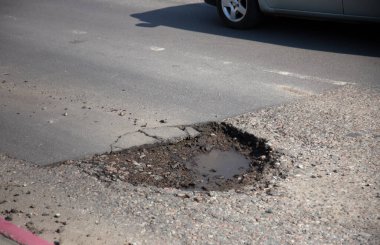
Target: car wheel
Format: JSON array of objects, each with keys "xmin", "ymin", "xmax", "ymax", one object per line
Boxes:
[{"xmin": 216, "ymin": 0, "xmax": 262, "ymax": 29}]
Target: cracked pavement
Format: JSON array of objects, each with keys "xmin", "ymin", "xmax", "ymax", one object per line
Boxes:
[
  {"xmin": 1, "ymin": 0, "xmax": 379, "ymax": 164},
  {"xmin": 0, "ymin": 85, "xmax": 379, "ymax": 244},
  {"xmin": 110, "ymin": 126, "xmax": 199, "ymax": 152}
]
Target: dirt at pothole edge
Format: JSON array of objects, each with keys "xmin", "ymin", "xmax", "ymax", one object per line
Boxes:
[{"xmin": 60, "ymin": 122, "xmax": 289, "ymax": 192}]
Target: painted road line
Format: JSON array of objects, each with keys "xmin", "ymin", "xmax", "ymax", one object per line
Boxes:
[
  {"xmin": 264, "ymin": 69, "xmax": 355, "ymax": 86},
  {"xmin": 0, "ymin": 217, "xmax": 53, "ymax": 245}
]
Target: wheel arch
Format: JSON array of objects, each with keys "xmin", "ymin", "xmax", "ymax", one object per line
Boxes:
[{"xmin": 257, "ymin": 0, "xmax": 276, "ymax": 13}]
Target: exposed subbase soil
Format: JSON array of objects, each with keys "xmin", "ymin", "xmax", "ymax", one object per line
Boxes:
[{"xmin": 65, "ymin": 123, "xmax": 286, "ymax": 191}]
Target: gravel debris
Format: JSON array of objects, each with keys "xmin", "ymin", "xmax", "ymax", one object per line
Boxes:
[{"xmin": 0, "ymin": 86, "xmax": 378, "ymax": 244}]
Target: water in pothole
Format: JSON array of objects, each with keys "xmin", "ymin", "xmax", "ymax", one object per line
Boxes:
[{"xmin": 186, "ymin": 149, "xmax": 251, "ymax": 189}]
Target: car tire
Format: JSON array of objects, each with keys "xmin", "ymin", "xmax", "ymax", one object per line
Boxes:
[{"xmin": 216, "ymin": 0, "xmax": 262, "ymax": 29}]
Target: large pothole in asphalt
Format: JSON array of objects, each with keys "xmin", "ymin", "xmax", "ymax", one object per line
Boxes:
[{"xmin": 67, "ymin": 123, "xmax": 285, "ymax": 191}]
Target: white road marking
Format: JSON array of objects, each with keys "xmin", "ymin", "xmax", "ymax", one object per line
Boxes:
[
  {"xmin": 150, "ymin": 46, "xmax": 165, "ymax": 52},
  {"xmin": 4, "ymin": 15, "xmax": 18, "ymax": 21},
  {"xmin": 110, "ymin": 73, "xmax": 120, "ymax": 79},
  {"xmin": 72, "ymin": 30, "xmax": 88, "ymax": 35},
  {"xmin": 264, "ymin": 69, "xmax": 355, "ymax": 86},
  {"xmin": 277, "ymin": 85, "xmax": 314, "ymax": 96}
]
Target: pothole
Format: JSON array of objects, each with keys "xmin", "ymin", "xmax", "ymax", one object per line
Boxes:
[
  {"xmin": 186, "ymin": 149, "xmax": 251, "ymax": 190},
  {"xmin": 66, "ymin": 123, "xmax": 285, "ymax": 191}
]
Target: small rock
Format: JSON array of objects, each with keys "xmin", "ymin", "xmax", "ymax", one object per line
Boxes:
[
  {"xmin": 62, "ymin": 112, "xmax": 68, "ymax": 116},
  {"xmin": 176, "ymin": 193, "xmax": 190, "ymax": 198},
  {"xmin": 266, "ymin": 189, "xmax": 280, "ymax": 196},
  {"xmin": 185, "ymin": 127, "xmax": 200, "ymax": 138},
  {"xmin": 118, "ymin": 111, "xmax": 126, "ymax": 116},
  {"xmin": 26, "ymin": 213, "xmax": 32, "ymax": 218},
  {"xmin": 54, "ymin": 241, "xmax": 60, "ymax": 245},
  {"xmin": 194, "ymin": 196, "xmax": 203, "ymax": 202},
  {"xmin": 48, "ymin": 120, "xmax": 54, "ymax": 124},
  {"xmin": 54, "ymin": 213, "xmax": 61, "ymax": 218},
  {"xmin": 297, "ymin": 164, "xmax": 304, "ymax": 169},
  {"xmin": 5, "ymin": 215, "xmax": 13, "ymax": 221},
  {"xmin": 207, "ymin": 191, "xmax": 217, "ymax": 197},
  {"xmin": 153, "ymin": 175, "xmax": 163, "ymax": 181},
  {"xmin": 264, "ymin": 142, "xmax": 272, "ymax": 150},
  {"xmin": 159, "ymin": 119, "xmax": 167, "ymax": 123},
  {"xmin": 204, "ymin": 144, "xmax": 213, "ymax": 151},
  {"xmin": 346, "ymin": 132, "xmax": 362, "ymax": 138},
  {"xmin": 210, "ymin": 133, "xmax": 216, "ymax": 137},
  {"xmin": 265, "ymin": 209, "xmax": 273, "ymax": 214},
  {"xmin": 41, "ymin": 213, "xmax": 49, "ymax": 216},
  {"xmin": 132, "ymin": 161, "xmax": 141, "ymax": 167},
  {"xmin": 55, "ymin": 227, "xmax": 64, "ymax": 233},
  {"xmin": 357, "ymin": 232, "xmax": 372, "ymax": 239},
  {"xmin": 274, "ymin": 162, "xmax": 281, "ymax": 168}
]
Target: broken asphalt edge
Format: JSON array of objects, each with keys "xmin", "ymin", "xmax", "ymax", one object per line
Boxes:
[
  {"xmin": 0, "ymin": 217, "xmax": 53, "ymax": 245},
  {"xmin": 108, "ymin": 122, "xmax": 273, "ymax": 156},
  {"xmin": 46, "ymin": 123, "xmax": 250, "ymax": 167},
  {"xmin": 110, "ymin": 126, "xmax": 201, "ymax": 153}
]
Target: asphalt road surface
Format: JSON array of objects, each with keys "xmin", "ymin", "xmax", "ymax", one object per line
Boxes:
[{"xmin": 0, "ymin": 0, "xmax": 379, "ymax": 164}]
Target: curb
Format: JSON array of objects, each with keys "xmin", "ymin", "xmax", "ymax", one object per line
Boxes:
[{"xmin": 0, "ymin": 217, "xmax": 53, "ymax": 245}]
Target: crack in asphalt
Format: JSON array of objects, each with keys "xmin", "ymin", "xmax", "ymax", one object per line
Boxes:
[
  {"xmin": 110, "ymin": 133, "xmax": 127, "ymax": 152},
  {"xmin": 137, "ymin": 129, "xmax": 164, "ymax": 141}
]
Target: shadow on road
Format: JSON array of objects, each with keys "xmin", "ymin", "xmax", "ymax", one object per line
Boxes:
[{"xmin": 131, "ymin": 3, "xmax": 380, "ymax": 57}]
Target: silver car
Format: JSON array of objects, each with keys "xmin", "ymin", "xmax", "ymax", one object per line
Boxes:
[{"xmin": 205, "ymin": 0, "xmax": 380, "ymax": 28}]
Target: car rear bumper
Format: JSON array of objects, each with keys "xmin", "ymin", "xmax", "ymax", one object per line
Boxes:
[{"xmin": 204, "ymin": 0, "xmax": 216, "ymax": 6}]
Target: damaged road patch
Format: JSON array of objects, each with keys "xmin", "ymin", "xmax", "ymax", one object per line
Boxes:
[
  {"xmin": 70, "ymin": 123, "xmax": 286, "ymax": 191},
  {"xmin": 111, "ymin": 126, "xmax": 198, "ymax": 151},
  {"xmin": 111, "ymin": 132, "xmax": 159, "ymax": 152}
]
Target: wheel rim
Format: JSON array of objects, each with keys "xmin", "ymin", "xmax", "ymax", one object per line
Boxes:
[{"xmin": 221, "ymin": 0, "xmax": 247, "ymax": 22}]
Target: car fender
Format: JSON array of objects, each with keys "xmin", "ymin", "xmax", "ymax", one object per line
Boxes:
[{"xmin": 257, "ymin": 0, "xmax": 277, "ymax": 13}]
